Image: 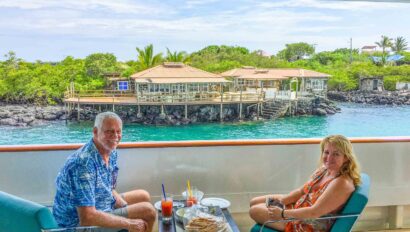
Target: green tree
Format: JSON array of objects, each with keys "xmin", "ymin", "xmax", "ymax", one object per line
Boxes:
[
  {"xmin": 277, "ymin": 42, "xmax": 315, "ymax": 61},
  {"xmin": 375, "ymin": 35, "xmax": 393, "ymax": 65},
  {"xmin": 375, "ymin": 35, "xmax": 393, "ymax": 54},
  {"xmin": 189, "ymin": 45, "xmax": 282, "ymax": 72},
  {"xmin": 0, "ymin": 51, "xmax": 20, "ymax": 80},
  {"xmin": 84, "ymin": 53, "xmax": 118, "ymax": 77},
  {"xmin": 392, "ymin": 36, "xmax": 408, "ymax": 53},
  {"xmin": 135, "ymin": 44, "xmax": 163, "ymax": 70},
  {"xmin": 165, "ymin": 48, "xmax": 190, "ymax": 63}
]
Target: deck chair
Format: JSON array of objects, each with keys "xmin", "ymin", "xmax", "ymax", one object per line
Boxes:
[
  {"xmin": 250, "ymin": 173, "xmax": 370, "ymax": 232},
  {"xmin": 0, "ymin": 191, "xmax": 126, "ymax": 232}
]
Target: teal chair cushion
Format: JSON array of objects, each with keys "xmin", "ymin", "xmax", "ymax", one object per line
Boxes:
[
  {"xmin": 330, "ymin": 173, "xmax": 370, "ymax": 231},
  {"xmin": 250, "ymin": 223, "xmax": 279, "ymax": 232},
  {"xmin": 250, "ymin": 173, "xmax": 370, "ymax": 232},
  {"xmin": 0, "ymin": 191, "xmax": 58, "ymax": 232}
]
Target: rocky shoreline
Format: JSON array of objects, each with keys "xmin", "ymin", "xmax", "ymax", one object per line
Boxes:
[
  {"xmin": 0, "ymin": 105, "xmax": 66, "ymax": 127},
  {"xmin": 292, "ymin": 97, "xmax": 341, "ymax": 116},
  {"xmin": 328, "ymin": 90, "xmax": 410, "ymax": 105},
  {"xmin": 0, "ymin": 97, "xmax": 339, "ymax": 127}
]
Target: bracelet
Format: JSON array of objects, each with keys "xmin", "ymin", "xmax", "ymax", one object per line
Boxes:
[{"xmin": 281, "ymin": 209, "xmax": 285, "ymax": 219}]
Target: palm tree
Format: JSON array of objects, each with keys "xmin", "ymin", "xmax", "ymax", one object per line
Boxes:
[
  {"xmin": 165, "ymin": 48, "xmax": 190, "ymax": 63},
  {"xmin": 135, "ymin": 44, "xmax": 162, "ymax": 70},
  {"xmin": 375, "ymin": 35, "xmax": 393, "ymax": 54},
  {"xmin": 392, "ymin": 36, "xmax": 408, "ymax": 53},
  {"xmin": 375, "ymin": 35, "xmax": 393, "ymax": 65}
]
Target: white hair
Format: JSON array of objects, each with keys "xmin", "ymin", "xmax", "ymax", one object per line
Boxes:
[{"xmin": 94, "ymin": 112, "xmax": 122, "ymax": 130}]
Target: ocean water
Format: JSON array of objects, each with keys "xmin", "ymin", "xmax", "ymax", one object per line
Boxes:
[{"xmin": 0, "ymin": 103, "xmax": 409, "ymax": 145}]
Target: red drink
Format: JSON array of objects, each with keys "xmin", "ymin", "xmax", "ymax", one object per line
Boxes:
[
  {"xmin": 161, "ymin": 199, "xmax": 173, "ymax": 219},
  {"xmin": 186, "ymin": 196, "xmax": 197, "ymax": 207}
]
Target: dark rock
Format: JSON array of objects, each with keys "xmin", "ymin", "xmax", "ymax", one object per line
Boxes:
[
  {"xmin": 35, "ymin": 112, "xmax": 44, "ymax": 119},
  {"xmin": 172, "ymin": 111, "xmax": 182, "ymax": 119},
  {"xmin": 0, "ymin": 118, "xmax": 18, "ymax": 126},
  {"xmin": 327, "ymin": 92, "xmax": 347, "ymax": 101},
  {"xmin": 297, "ymin": 109, "xmax": 306, "ymax": 115},
  {"xmin": 20, "ymin": 115, "xmax": 35, "ymax": 124},
  {"xmin": 328, "ymin": 90, "xmax": 410, "ymax": 105},
  {"xmin": 43, "ymin": 112, "xmax": 58, "ymax": 120},
  {"xmin": 313, "ymin": 108, "xmax": 327, "ymax": 116},
  {"xmin": 0, "ymin": 110, "xmax": 11, "ymax": 118},
  {"xmin": 324, "ymin": 108, "xmax": 336, "ymax": 114}
]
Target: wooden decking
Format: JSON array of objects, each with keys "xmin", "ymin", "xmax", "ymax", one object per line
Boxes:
[
  {"xmin": 64, "ymin": 91, "xmax": 265, "ymax": 105},
  {"xmin": 64, "ymin": 96, "xmax": 265, "ymax": 105},
  {"xmin": 63, "ymin": 89, "xmax": 323, "ymax": 106}
]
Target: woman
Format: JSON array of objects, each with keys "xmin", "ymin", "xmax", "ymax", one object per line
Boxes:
[{"xmin": 249, "ymin": 135, "xmax": 361, "ymax": 232}]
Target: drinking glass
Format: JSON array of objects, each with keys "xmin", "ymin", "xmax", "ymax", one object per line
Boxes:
[
  {"xmin": 161, "ymin": 194, "xmax": 173, "ymax": 223},
  {"xmin": 185, "ymin": 187, "xmax": 204, "ymax": 207}
]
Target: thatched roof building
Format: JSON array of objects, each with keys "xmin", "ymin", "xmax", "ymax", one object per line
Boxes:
[
  {"xmin": 221, "ymin": 67, "xmax": 330, "ymax": 79},
  {"xmin": 131, "ymin": 62, "xmax": 230, "ymax": 84}
]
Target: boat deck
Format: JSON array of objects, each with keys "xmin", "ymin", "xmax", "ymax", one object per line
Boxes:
[{"xmin": 2, "ymin": 138, "xmax": 410, "ymax": 231}]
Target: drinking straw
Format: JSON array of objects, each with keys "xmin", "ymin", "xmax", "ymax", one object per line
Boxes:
[
  {"xmin": 162, "ymin": 183, "xmax": 167, "ymax": 201},
  {"xmin": 187, "ymin": 180, "xmax": 192, "ymax": 198}
]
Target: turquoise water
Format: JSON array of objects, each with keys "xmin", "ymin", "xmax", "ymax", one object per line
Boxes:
[{"xmin": 1, "ymin": 103, "xmax": 409, "ymax": 145}]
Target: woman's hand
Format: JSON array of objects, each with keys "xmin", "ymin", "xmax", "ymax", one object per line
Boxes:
[{"xmin": 267, "ymin": 206, "xmax": 283, "ymax": 220}]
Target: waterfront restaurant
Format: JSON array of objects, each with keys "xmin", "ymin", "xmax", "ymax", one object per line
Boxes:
[
  {"xmin": 130, "ymin": 62, "xmax": 232, "ymax": 103},
  {"xmin": 221, "ymin": 67, "xmax": 331, "ymax": 98},
  {"xmin": 64, "ymin": 63, "xmax": 265, "ymax": 120}
]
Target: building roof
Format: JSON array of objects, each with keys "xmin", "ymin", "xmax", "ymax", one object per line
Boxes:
[
  {"xmin": 134, "ymin": 78, "xmax": 230, "ymax": 84},
  {"xmin": 360, "ymin": 76, "xmax": 383, "ymax": 80},
  {"xmin": 221, "ymin": 67, "xmax": 330, "ymax": 80},
  {"xmin": 108, "ymin": 77, "xmax": 129, "ymax": 81},
  {"xmin": 131, "ymin": 62, "xmax": 229, "ymax": 84},
  {"xmin": 362, "ymin": 46, "xmax": 377, "ymax": 49}
]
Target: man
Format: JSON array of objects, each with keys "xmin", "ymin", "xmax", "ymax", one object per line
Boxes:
[{"xmin": 53, "ymin": 112, "xmax": 156, "ymax": 232}]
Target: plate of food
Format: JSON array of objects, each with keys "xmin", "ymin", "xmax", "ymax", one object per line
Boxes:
[
  {"xmin": 185, "ymin": 216, "xmax": 231, "ymax": 232},
  {"xmin": 175, "ymin": 207, "xmax": 189, "ymax": 222},
  {"xmin": 200, "ymin": 198, "xmax": 231, "ymax": 209}
]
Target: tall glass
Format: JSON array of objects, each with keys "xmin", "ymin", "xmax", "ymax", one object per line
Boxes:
[
  {"xmin": 161, "ymin": 194, "xmax": 173, "ymax": 223},
  {"xmin": 186, "ymin": 188, "xmax": 203, "ymax": 207},
  {"xmin": 186, "ymin": 194, "xmax": 197, "ymax": 207}
]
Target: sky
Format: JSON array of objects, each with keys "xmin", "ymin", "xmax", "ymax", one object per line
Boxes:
[{"xmin": 1, "ymin": 0, "xmax": 409, "ymax": 62}]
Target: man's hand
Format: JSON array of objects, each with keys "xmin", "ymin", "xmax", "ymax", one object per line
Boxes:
[
  {"xmin": 113, "ymin": 190, "xmax": 128, "ymax": 208},
  {"xmin": 127, "ymin": 219, "xmax": 147, "ymax": 232}
]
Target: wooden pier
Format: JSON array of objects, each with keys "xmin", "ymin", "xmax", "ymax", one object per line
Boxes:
[{"xmin": 64, "ymin": 90, "xmax": 264, "ymax": 121}]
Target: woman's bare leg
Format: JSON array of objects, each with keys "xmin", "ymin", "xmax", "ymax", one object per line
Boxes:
[
  {"xmin": 250, "ymin": 195, "xmax": 270, "ymax": 207},
  {"xmin": 249, "ymin": 203, "xmax": 286, "ymax": 231}
]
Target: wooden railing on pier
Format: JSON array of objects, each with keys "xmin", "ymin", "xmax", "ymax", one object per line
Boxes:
[
  {"xmin": 64, "ymin": 90, "xmax": 135, "ymax": 98},
  {"xmin": 64, "ymin": 90, "xmax": 264, "ymax": 104}
]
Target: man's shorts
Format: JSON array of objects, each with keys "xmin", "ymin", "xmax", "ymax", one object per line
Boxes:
[{"xmin": 110, "ymin": 205, "xmax": 129, "ymax": 218}]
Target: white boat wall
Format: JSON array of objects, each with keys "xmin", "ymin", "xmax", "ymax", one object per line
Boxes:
[{"xmin": 1, "ymin": 137, "xmax": 409, "ymax": 231}]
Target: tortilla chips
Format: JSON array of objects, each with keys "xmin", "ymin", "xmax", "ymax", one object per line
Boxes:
[{"xmin": 185, "ymin": 216, "xmax": 230, "ymax": 232}]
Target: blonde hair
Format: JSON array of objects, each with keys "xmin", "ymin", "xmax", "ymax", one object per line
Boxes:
[{"xmin": 319, "ymin": 135, "xmax": 361, "ymax": 186}]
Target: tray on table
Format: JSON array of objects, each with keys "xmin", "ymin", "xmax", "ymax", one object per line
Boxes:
[{"xmin": 158, "ymin": 200, "xmax": 239, "ymax": 232}]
